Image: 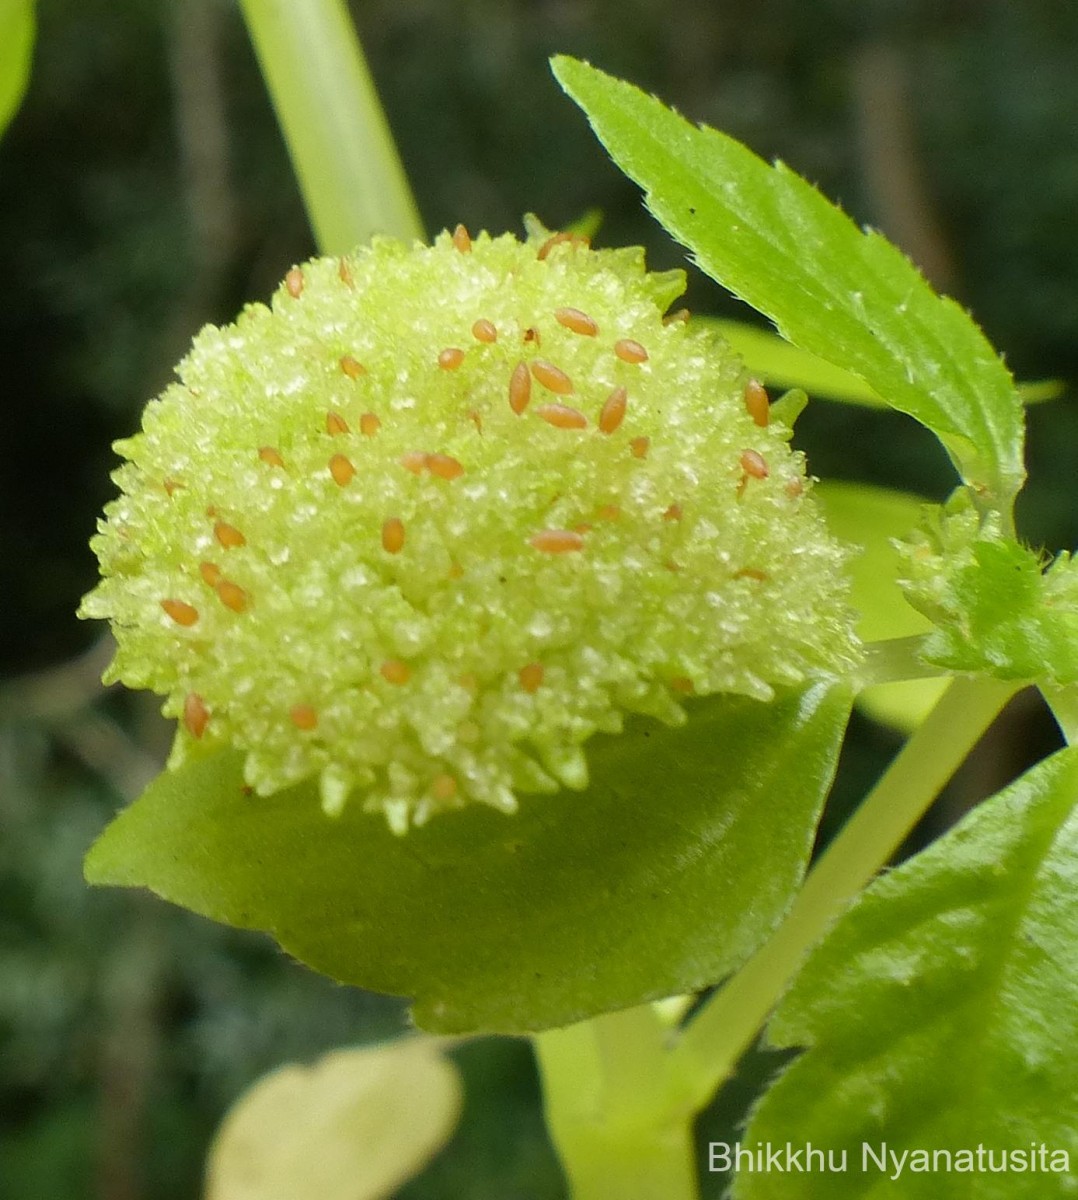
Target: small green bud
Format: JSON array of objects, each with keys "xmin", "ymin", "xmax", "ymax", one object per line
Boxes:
[{"xmin": 81, "ymin": 228, "xmax": 861, "ymax": 829}]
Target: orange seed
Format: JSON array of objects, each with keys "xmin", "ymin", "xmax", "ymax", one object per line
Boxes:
[
  {"xmin": 630, "ymin": 437, "xmax": 650, "ymax": 459},
  {"xmin": 400, "ymin": 451, "xmax": 428, "ymax": 475},
  {"xmin": 662, "ymin": 503, "xmax": 683, "ymax": 522},
  {"xmin": 519, "ymin": 662, "xmax": 545, "ymax": 693},
  {"xmin": 359, "ymin": 412, "xmax": 381, "ymax": 437},
  {"xmin": 338, "ymin": 258, "xmax": 354, "ymax": 288},
  {"xmin": 427, "ymin": 453, "xmax": 464, "ymax": 480},
  {"xmin": 554, "ymin": 306, "xmax": 598, "ymax": 336},
  {"xmin": 326, "ymin": 411, "xmax": 349, "ymax": 436},
  {"xmin": 438, "ymin": 347, "xmax": 465, "ymax": 370},
  {"xmin": 161, "ymin": 599, "xmax": 199, "ymax": 626},
  {"xmin": 216, "ymin": 580, "xmax": 249, "ymax": 613},
  {"xmin": 285, "ymin": 267, "xmax": 304, "ymax": 298},
  {"xmin": 258, "ymin": 446, "xmax": 285, "ymax": 468},
  {"xmin": 382, "ymin": 517, "xmax": 406, "ymax": 554},
  {"xmin": 663, "ymin": 307, "xmax": 690, "ymax": 325},
  {"xmin": 329, "ymin": 453, "xmax": 355, "ymax": 486},
  {"xmin": 214, "ymin": 521, "xmax": 246, "ymax": 549},
  {"xmin": 290, "ymin": 704, "xmax": 318, "ymax": 731},
  {"xmin": 743, "ymin": 379, "xmax": 770, "ymax": 427},
  {"xmin": 598, "ymin": 386, "xmax": 628, "ymax": 434},
  {"xmin": 183, "ymin": 693, "xmax": 210, "ymax": 739},
  {"xmin": 199, "ymin": 561, "xmax": 222, "ymax": 587},
  {"xmin": 452, "ymin": 223, "xmax": 472, "ymax": 253},
  {"xmin": 380, "ymin": 659, "xmax": 411, "ymax": 686},
  {"xmin": 472, "ymin": 318, "xmax": 497, "ymax": 343},
  {"xmin": 614, "ymin": 338, "xmax": 649, "ymax": 363},
  {"xmin": 740, "ymin": 449, "xmax": 770, "ymax": 479},
  {"xmin": 531, "ymin": 359, "xmax": 573, "ymax": 394},
  {"xmin": 509, "ymin": 361, "xmax": 531, "ymax": 415},
  {"xmin": 340, "ymin": 355, "xmax": 366, "ymax": 379},
  {"xmin": 530, "ymin": 529, "xmax": 585, "ymax": 554},
  {"xmin": 537, "ymin": 403, "xmax": 587, "ymax": 430},
  {"xmin": 596, "ymin": 504, "xmax": 621, "ymax": 521}
]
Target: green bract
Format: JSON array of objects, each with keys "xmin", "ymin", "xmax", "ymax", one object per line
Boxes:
[{"xmin": 80, "ymin": 229, "xmax": 860, "ymax": 829}]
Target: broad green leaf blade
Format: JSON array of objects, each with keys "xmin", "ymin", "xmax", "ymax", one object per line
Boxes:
[
  {"xmin": 86, "ymin": 686, "xmax": 850, "ymax": 1034},
  {"xmin": 900, "ymin": 498, "xmax": 1078, "ymax": 686},
  {"xmin": 552, "ymin": 57, "xmax": 1025, "ymax": 511},
  {"xmin": 205, "ymin": 1039, "xmax": 462, "ymax": 1200},
  {"xmin": 814, "ymin": 480, "xmax": 946, "ymax": 731},
  {"xmin": 711, "ymin": 321, "xmax": 1062, "ymax": 410},
  {"xmin": 736, "ymin": 748, "xmax": 1078, "ymax": 1199},
  {"xmin": 0, "ymin": 0, "xmax": 34, "ymax": 139}
]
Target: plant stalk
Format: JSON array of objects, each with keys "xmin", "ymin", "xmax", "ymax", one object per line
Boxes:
[
  {"xmin": 535, "ymin": 1006, "xmax": 699, "ymax": 1200},
  {"xmin": 238, "ymin": 0, "xmax": 424, "ymax": 253},
  {"xmin": 668, "ymin": 674, "xmax": 1020, "ymax": 1109}
]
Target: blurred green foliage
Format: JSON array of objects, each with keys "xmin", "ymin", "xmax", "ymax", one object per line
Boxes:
[{"xmin": 2, "ymin": 0, "xmax": 1076, "ymax": 1196}]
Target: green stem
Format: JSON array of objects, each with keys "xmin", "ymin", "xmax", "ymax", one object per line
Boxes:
[
  {"xmin": 856, "ymin": 634, "xmax": 948, "ymax": 689},
  {"xmin": 238, "ymin": 0, "xmax": 424, "ymax": 253},
  {"xmin": 535, "ymin": 1006, "xmax": 699, "ymax": 1200},
  {"xmin": 667, "ymin": 674, "xmax": 1020, "ymax": 1109}
]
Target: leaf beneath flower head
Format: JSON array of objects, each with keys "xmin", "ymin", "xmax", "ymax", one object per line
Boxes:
[{"xmin": 85, "ymin": 685, "xmax": 850, "ymax": 1034}]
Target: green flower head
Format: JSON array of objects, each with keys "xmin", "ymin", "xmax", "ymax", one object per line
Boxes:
[{"xmin": 81, "ymin": 225, "xmax": 861, "ymax": 831}]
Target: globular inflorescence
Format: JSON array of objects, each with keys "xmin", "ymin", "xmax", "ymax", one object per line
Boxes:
[{"xmin": 81, "ymin": 225, "xmax": 861, "ymax": 830}]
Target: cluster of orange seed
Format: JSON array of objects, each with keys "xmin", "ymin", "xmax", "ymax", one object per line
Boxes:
[
  {"xmin": 81, "ymin": 224, "xmax": 860, "ymax": 827},
  {"xmin": 161, "ymin": 246, "xmax": 782, "ymax": 751}
]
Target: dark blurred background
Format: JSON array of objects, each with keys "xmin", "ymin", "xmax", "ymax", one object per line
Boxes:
[{"xmin": 1, "ymin": 1, "xmax": 1076, "ymax": 1197}]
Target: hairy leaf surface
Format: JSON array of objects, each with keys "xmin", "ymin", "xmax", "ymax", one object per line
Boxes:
[
  {"xmin": 737, "ymin": 749, "xmax": 1078, "ymax": 1199},
  {"xmin": 86, "ymin": 686, "xmax": 849, "ymax": 1034}
]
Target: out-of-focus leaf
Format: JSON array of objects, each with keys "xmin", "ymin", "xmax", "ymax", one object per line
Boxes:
[
  {"xmin": 552, "ymin": 57, "xmax": 1026, "ymax": 511},
  {"xmin": 0, "ymin": 0, "xmax": 34, "ymax": 139},
  {"xmin": 711, "ymin": 320, "xmax": 1063, "ymax": 409},
  {"xmin": 737, "ymin": 748, "xmax": 1078, "ymax": 1199},
  {"xmin": 814, "ymin": 480, "xmax": 946, "ymax": 731},
  {"xmin": 85, "ymin": 686, "xmax": 850, "ymax": 1034},
  {"xmin": 205, "ymin": 1040, "xmax": 462, "ymax": 1200}
]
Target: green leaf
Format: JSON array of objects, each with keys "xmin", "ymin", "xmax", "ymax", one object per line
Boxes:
[
  {"xmin": 85, "ymin": 686, "xmax": 850, "ymax": 1034},
  {"xmin": 205, "ymin": 1039, "xmax": 462, "ymax": 1200},
  {"xmin": 736, "ymin": 747, "xmax": 1078, "ymax": 1199},
  {"xmin": 814, "ymin": 480, "xmax": 947, "ymax": 730},
  {"xmin": 0, "ymin": 0, "xmax": 34, "ymax": 140},
  {"xmin": 711, "ymin": 320, "xmax": 1062, "ymax": 410},
  {"xmin": 899, "ymin": 497, "xmax": 1078, "ymax": 685},
  {"xmin": 552, "ymin": 57, "xmax": 1025, "ymax": 512}
]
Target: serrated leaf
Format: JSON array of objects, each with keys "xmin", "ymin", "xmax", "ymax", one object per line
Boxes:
[
  {"xmin": 0, "ymin": 0, "xmax": 34, "ymax": 139},
  {"xmin": 205, "ymin": 1039, "xmax": 462, "ymax": 1200},
  {"xmin": 736, "ymin": 748, "xmax": 1078, "ymax": 1199},
  {"xmin": 552, "ymin": 57, "xmax": 1025, "ymax": 510},
  {"xmin": 900, "ymin": 500, "xmax": 1078, "ymax": 685},
  {"xmin": 85, "ymin": 686, "xmax": 850, "ymax": 1034}
]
